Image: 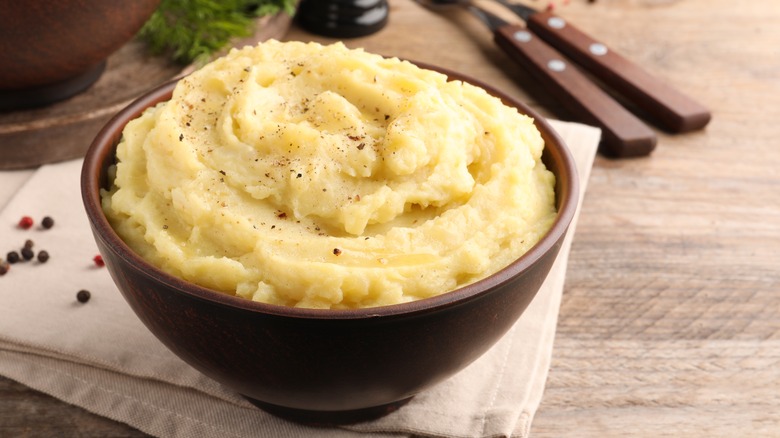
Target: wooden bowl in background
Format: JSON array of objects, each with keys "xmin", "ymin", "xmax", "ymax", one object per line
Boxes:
[
  {"xmin": 0, "ymin": 0, "xmax": 162, "ymax": 110},
  {"xmin": 0, "ymin": 7, "xmax": 293, "ymax": 170}
]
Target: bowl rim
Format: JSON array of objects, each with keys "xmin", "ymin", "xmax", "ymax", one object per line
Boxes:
[{"xmin": 81, "ymin": 60, "xmax": 579, "ymax": 320}]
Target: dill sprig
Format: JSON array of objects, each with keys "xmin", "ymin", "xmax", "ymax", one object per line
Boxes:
[{"xmin": 139, "ymin": 0, "xmax": 297, "ymax": 65}]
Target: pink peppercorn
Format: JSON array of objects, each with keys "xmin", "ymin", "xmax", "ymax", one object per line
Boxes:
[
  {"xmin": 93, "ymin": 255, "xmax": 105, "ymax": 267},
  {"xmin": 18, "ymin": 216, "xmax": 34, "ymax": 229}
]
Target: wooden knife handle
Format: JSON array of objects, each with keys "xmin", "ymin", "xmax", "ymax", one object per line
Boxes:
[
  {"xmin": 527, "ymin": 11, "xmax": 711, "ymax": 133},
  {"xmin": 494, "ymin": 24, "xmax": 657, "ymax": 157}
]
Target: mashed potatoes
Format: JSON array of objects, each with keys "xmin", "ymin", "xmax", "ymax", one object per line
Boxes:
[{"xmin": 101, "ymin": 40, "xmax": 556, "ymax": 309}]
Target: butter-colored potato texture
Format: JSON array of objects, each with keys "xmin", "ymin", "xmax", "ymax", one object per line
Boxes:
[{"xmin": 102, "ymin": 41, "xmax": 556, "ymax": 309}]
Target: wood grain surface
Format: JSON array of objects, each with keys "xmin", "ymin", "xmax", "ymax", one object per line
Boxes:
[{"xmin": 2, "ymin": 0, "xmax": 780, "ymax": 436}]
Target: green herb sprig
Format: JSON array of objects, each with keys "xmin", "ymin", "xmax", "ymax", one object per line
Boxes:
[{"xmin": 139, "ymin": 0, "xmax": 297, "ymax": 65}]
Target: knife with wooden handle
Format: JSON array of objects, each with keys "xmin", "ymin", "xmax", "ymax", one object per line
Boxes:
[
  {"xmin": 494, "ymin": 24, "xmax": 656, "ymax": 157},
  {"xmin": 495, "ymin": 0, "xmax": 711, "ymax": 132},
  {"xmin": 469, "ymin": 6, "xmax": 657, "ymax": 157}
]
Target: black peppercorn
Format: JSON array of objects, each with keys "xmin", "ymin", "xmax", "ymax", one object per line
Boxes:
[
  {"xmin": 76, "ymin": 290, "xmax": 91, "ymax": 303},
  {"xmin": 24, "ymin": 239, "xmax": 34, "ymax": 249},
  {"xmin": 6, "ymin": 251, "xmax": 20, "ymax": 264},
  {"xmin": 37, "ymin": 250, "xmax": 49, "ymax": 263},
  {"xmin": 41, "ymin": 216, "xmax": 54, "ymax": 229},
  {"xmin": 0, "ymin": 261, "xmax": 8, "ymax": 276},
  {"xmin": 21, "ymin": 247, "xmax": 34, "ymax": 261}
]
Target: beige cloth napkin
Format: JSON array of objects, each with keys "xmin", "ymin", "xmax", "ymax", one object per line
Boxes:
[{"xmin": 0, "ymin": 120, "xmax": 599, "ymax": 438}]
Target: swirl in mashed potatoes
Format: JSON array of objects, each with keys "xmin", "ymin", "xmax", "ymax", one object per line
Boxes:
[{"xmin": 101, "ymin": 40, "xmax": 557, "ymax": 309}]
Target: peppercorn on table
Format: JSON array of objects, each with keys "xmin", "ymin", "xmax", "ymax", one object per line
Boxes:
[{"xmin": 2, "ymin": 0, "xmax": 780, "ymax": 436}]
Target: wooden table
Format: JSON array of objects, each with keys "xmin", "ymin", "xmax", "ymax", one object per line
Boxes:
[{"xmin": 3, "ymin": 0, "xmax": 779, "ymax": 436}]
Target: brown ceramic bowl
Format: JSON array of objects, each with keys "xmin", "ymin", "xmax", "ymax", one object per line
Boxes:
[
  {"xmin": 0, "ymin": 0, "xmax": 160, "ymax": 110},
  {"xmin": 81, "ymin": 63, "xmax": 579, "ymax": 425}
]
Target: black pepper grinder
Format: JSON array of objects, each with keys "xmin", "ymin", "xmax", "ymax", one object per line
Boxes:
[{"xmin": 296, "ymin": 0, "xmax": 389, "ymax": 38}]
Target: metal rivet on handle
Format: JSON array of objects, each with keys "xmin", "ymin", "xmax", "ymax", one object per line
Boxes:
[
  {"xmin": 548, "ymin": 59, "xmax": 566, "ymax": 72},
  {"xmin": 513, "ymin": 30, "xmax": 532, "ymax": 43},
  {"xmin": 589, "ymin": 43, "xmax": 608, "ymax": 56},
  {"xmin": 548, "ymin": 17, "xmax": 566, "ymax": 29}
]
